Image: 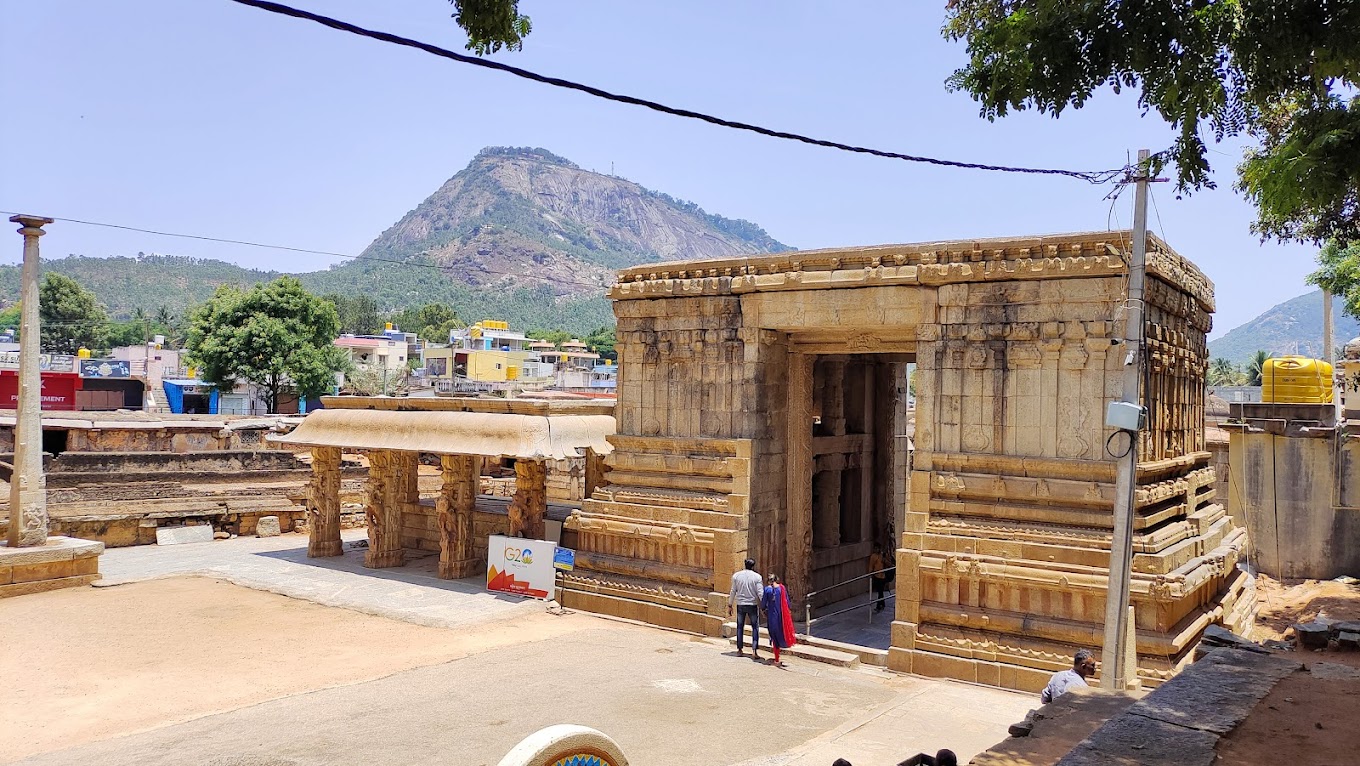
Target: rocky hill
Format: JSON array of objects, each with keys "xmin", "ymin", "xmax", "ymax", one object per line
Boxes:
[
  {"xmin": 358, "ymin": 146, "xmax": 789, "ymax": 297},
  {"xmin": 1208, "ymin": 289, "xmax": 1359, "ymax": 364},
  {"xmin": 0, "ymin": 147, "xmax": 791, "ymax": 334}
]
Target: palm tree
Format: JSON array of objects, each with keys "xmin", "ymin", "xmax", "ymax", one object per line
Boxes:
[
  {"xmin": 1247, "ymin": 350, "xmax": 1270, "ymax": 387},
  {"xmin": 1208, "ymin": 358, "xmax": 1240, "ymax": 387}
]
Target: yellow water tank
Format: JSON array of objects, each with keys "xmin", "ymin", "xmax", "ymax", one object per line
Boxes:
[
  {"xmin": 505, "ymin": 365, "xmax": 520, "ymax": 381},
  {"xmin": 1261, "ymin": 356, "xmax": 1335, "ymax": 403}
]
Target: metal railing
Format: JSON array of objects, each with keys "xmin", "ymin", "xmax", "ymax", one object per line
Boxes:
[{"xmin": 803, "ymin": 565, "xmax": 895, "ymax": 638}]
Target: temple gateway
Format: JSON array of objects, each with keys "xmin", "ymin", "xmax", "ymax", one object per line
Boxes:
[{"xmin": 559, "ymin": 231, "xmax": 1252, "ymax": 691}]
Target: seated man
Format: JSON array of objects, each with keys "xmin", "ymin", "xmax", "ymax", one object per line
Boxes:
[{"xmin": 1041, "ymin": 649, "xmax": 1097, "ymax": 704}]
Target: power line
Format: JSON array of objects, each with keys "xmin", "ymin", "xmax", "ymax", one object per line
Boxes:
[{"xmin": 224, "ymin": 0, "xmax": 1125, "ymax": 184}]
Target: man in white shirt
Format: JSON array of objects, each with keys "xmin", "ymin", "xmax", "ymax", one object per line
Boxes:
[
  {"xmin": 728, "ymin": 558, "xmax": 765, "ymax": 659},
  {"xmin": 1041, "ymin": 649, "xmax": 1097, "ymax": 703}
]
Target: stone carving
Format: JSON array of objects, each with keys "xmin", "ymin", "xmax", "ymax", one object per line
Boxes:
[
  {"xmin": 508, "ymin": 459, "xmax": 548, "ymax": 540},
  {"xmin": 307, "ymin": 446, "xmax": 344, "ymax": 557}
]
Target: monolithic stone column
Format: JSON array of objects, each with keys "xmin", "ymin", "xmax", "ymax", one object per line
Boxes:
[
  {"xmin": 785, "ymin": 353, "xmax": 814, "ymax": 611},
  {"xmin": 7, "ymin": 215, "xmax": 53, "ymax": 548},
  {"xmin": 508, "ymin": 458, "xmax": 547, "ymax": 539},
  {"xmin": 363, "ymin": 450, "xmax": 405, "ymax": 568},
  {"xmin": 437, "ymin": 453, "xmax": 479, "ymax": 579},
  {"xmin": 307, "ymin": 446, "xmax": 343, "ymax": 557}
]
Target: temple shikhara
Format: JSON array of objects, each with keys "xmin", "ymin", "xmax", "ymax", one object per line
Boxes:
[{"xmin": 288, "ymin": 231, "xmax": 1251, "ymax": 693}]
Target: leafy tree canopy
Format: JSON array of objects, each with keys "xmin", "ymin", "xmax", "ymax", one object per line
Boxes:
[
  {"xmin": 449, "ymin": 0, "xmax": 531, "ymax": 55},
  {"xmin": 390, "ymin": 303, "xmax": 462, "ymax": 343},
  {"xmin": 325, "ymin": 293, "xmax": 382, "ymax": 336},
  {"xmin": 39, "ymin": 273, "xmax": 110, "ymax": 354},
  {"xmin": 185, "ymin": 277, "xmax": 346, "ymax": 413},
  {"xmin": 944, "ymin": 1, "xmax": 1360, "ymax": 244},
  {"xmin": 584, "ymin": 325, "xmax": 617, "ymax": 361},
  {"xmin": 1307, "ymin": 240, "xmax": 1360, "ymax": 318},
  {"xmin": 527, "ymin": 328, "xmax": 572, "ymax": 346}
]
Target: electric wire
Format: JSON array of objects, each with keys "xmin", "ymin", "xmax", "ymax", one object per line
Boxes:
[{"xmin": 224, "ymin": 0, "xmax": 1125, "ymax": 184}]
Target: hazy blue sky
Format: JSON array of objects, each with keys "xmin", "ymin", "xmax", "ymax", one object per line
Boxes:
[{"xmin": 0, "ymin": 0, "xmax": 1324, "ymax": 337}]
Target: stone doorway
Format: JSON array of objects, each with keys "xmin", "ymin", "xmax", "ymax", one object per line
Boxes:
[{"xmin": 795, "ymin": 355, "xmax": 912, "ymax": 612}]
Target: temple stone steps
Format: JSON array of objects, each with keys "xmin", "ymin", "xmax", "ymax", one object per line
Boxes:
[{"xmin": 722, "ymin": 622, "xmax": 861, "ymax": 667}]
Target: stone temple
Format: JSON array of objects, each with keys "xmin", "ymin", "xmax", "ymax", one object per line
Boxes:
[{"xmin": 559, "ymin": 231, "xmax": 1253, "ymax": 691}]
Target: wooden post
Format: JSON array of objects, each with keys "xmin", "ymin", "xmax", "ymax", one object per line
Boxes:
[
  {"xmin": 363, "ymin": 450, "xmax": 405, "ymax": 568},
  {"xmin": 508, "ymin": 459, "xmax": 547, "ymax": 539},
  {"xmin": 437, "ymin": 453, "xmax": 480, "ymax": 578},
  {"xmin": 307, "ymin": 446, "xmax": 343, "ymax": 557}
]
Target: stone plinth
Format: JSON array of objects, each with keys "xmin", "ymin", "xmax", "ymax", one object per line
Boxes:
[{"xmin": 0, "ymin": 535, "xmax": 104, "ymax": 598}]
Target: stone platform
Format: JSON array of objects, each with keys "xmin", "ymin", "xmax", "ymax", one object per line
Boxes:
[{"xmin": 0, "ymin": 535, "xmax": 104, "ymax": 597}]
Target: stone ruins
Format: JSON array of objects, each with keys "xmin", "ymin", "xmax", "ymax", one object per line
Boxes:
[{"xmin": 560, "ymin": 231, "xmax": 1253, "ymax": 690}]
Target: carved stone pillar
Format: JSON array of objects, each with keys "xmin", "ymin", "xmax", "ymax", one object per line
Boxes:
[
  {"xmin": 437, "ymin": 453, "xmax": 480, "ymax": 579},
  {"xmin": 584, "ymin": 447, "xmax": 610, "ymax": 499},
  {"xmin": 307, "ymin": 446, "xmax": 343, "ymax": 557},
  {"xmin": 508, "ymin": 458, "xmax": 547, "ymax": 539},
  {"xmin": 785, "ymin": 352, "xmax": 814, "ymax": 611},
  {"xmin": 364, "ymin": 450, "xmax": 405, "ymax": 568}
]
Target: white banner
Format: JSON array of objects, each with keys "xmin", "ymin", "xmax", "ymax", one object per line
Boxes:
[{"xmin": 486, "ymin": 534, "xmax": 557, "ymax": 600}]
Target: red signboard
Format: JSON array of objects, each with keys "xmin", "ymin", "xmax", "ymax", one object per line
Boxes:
[{"xmin": 0, "ymin": 371, "xmax": 83, "ymax": 411}]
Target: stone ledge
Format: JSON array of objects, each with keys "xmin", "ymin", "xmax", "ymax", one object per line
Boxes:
[{"xmin": 0, "ymin": 535, "xmax": 104, "ymax": 565}]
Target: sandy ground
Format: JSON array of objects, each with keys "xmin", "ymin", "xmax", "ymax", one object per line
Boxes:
[
  {"xmin": 1214, "ymin": 663, "xmax": 1360, "ymax": 766},
  {"xmin": 1251, "ymin": 574, "xmax": 1360, "ymax": 642},
  {"xmin": 0, "ymin": 577, "xmax": 584, "ymax": 763}
]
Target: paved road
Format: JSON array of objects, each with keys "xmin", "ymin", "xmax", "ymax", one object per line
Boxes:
[{"xmin": 97, "ymin": 529, "xmax": 538, "ymax": 630}]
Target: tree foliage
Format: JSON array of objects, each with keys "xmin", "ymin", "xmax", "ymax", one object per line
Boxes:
[
  {"xmin": 943, "ymin": 1, "xmax": 1360, "ymax": 244},
  {"xmin": 39, "ymin": 273, "xmax": 109, "ymax": 353},
  {"xmin": 185, "ymin": 277, "xmax": 346, "ymax": 413},
  {"xmin": 584, "ymin": 325, "xmax": 617, "ymax": 362},
  {"xmin": 1307, "ymin": 240, "xmax": 1360, "ymax": 319},
  {"xmin": 389, "ymin": 302, "xmax": 462, "ymax": 343},
  {"xmin": 325, "ymin": 293, "xmax": 382, "ymax": 335},
  {"xmin": 1246, "ymin": 349, "xmax": 1270, "ymax": 387},
  {"xmin": 1207, "ymin": 357, "xmax": 1247, "ymax": 387},
  {"xmin": 449, "ymin": 0, "xmax": 531, "ymax": 55}
]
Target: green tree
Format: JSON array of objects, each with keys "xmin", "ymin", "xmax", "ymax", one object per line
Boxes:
[
  {"xmin": 1308, "ymin": 241, "xmax": 1360, "ymax": 318},
  {"xmin": 391, "ymin": 303, "xmax": 462, "ymax": 343},
  {"xmin": 325, "ymin": 294, "xmax": 382, "ymax": 336},
  {"xmin": 584, "ymin": 325, "xmax": 616, "ymax": 361},
  {"xmin": 185, "ymin": 277, "xmax": 347, "ymax": 413},
  {"xmin": 1247, "ymin": 350, "xmax": 1270, "ymax": 387},
  {"xmin": 527, "ymin": 328, "xmax": 571, "ymax": 346},
  {"xmin": 943, "ymin": 2, "xmax": 1360, "ymax": 244},
  {"xmin": 1208, "ymin": 358, "xmax": 1245, "ymax": 387},
  {"xmin": 448, "ymin": 0, "xmax": 531, "ymax": 55},
  {"xmin": 39, "ymin": 273, "xmax": 110, "ymax": 353},
  {"xmin": 0, "ymin": 303, "xmax": 21, "ymax": 337}
]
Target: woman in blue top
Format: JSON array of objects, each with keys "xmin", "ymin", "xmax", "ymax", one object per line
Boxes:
[{"xmin": 761, "ymin": 574, "xmax": 796, "ymax": 666}]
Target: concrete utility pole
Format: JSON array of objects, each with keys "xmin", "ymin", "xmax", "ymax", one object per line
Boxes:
[
  {"xmin": 1101, "ymin": 151, "xmax": 1150, "ymax": 690},
  {"xmin": 7, "ymin": 214, "xmax": 53, "ymax": 548},
  {"xmin": 1323, "ymin": 289, "xmax": 1334, "ymax": 362}
]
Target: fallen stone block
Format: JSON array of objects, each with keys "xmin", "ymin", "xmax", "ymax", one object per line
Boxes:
[
  {"xmin": 155, "ymin": 525, "xmax": 214, "ymax": 546},
  {"xmin": 1295, "ymin": 621, "xmax": 1331, "ymax": 649},
  {"xmin": 255, "ymin": 515, "xmax": 281, "ymax": 537},
  {"xmin": 1338, "ymin": 631, "xmax": 1360, "ymax": 650}
]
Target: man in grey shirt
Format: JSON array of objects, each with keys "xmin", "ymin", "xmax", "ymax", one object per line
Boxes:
[{"xmin": 728, "ymin": 558, "xmax": 764, "ymax": 658}]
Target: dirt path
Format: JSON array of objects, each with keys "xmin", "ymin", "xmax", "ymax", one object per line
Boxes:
[
  {"xmin": 0, "ymin": 577, "xmax": 587, "ymax": 763},
  {"xmin": 1251, "ymin": 574, "xmax": 1360, "ymax": 642}
]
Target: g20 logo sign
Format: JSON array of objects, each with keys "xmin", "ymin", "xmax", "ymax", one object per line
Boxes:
[{"xmin": 504, "ymin": 546, "xmax": 534, "ymax": 565}]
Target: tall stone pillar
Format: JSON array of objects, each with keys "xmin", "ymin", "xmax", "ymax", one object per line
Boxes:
[
  {"xmin": 363, "ymin": 450, "xmax": 405, "ymax": 568},
  {"xmin": 785, "ymin": 353, "xmax": 814, "ymax": 611},
  {"xmin": 508, "ymin": 458, "xmax": 547, "ymax": 539},
  {"xmin": 307, "ymin": 446, "xmax": 343, "ymax": 557},
  {"xmin": 7, "ymin": 215, "xmax": 53, "ymax": 548},
  {"xmin": 437, "ymin": 453, "xmax": 479, "ymax": 578}
]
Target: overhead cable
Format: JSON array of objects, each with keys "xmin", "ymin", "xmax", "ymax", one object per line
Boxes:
[{"xmin": 224, "ymin": 0, "xmax": 1125, "ymax": 184}]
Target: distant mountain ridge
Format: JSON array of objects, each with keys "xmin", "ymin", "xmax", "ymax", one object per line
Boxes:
[
  {"xmin": 0, "ymin": 147, "xmax": 792, "ymax": 334},
  {"xmin": 1208, "ymin": 289, "xmax": 1358, "ymax": 364}
]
